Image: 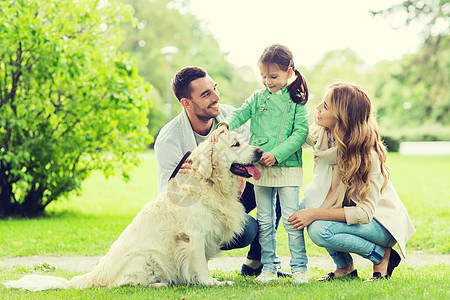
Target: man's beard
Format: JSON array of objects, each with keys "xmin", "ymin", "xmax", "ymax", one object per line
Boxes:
[
  {"xmin": 195, "ymin": 105, "xmax": 219, "ymax": 123},
  {"xmin": 196, "ymin": 113, "xmax": 216, "ymax": 123}
]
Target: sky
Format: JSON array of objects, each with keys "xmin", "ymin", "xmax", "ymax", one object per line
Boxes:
[{"xmin": 186, "ymin": 0, "xmax": 424, "ymax": 72}]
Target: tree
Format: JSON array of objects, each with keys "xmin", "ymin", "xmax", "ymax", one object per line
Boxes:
[
  {"xmin": 0, "ymin": 0, "xmax": 152, "ymax": 217},
  {"xmin": 306, "ymin": 49, "xmax": 371, "ymax": 115},
  {"xmin": 371, "ymin": 0, "xmax": 449, "ymax": 38},
  {"xmin": 371, "ymin": 0, "xmax": 450, "ymax": 127},
  {"xmin": 119, "ymin": 0, "xmax": 261, "ymax": 131}
]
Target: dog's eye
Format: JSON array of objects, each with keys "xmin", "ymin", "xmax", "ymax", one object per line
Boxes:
[{"xmin": 231, "ymin": 141, "xmax": 240, "ymax": 147}]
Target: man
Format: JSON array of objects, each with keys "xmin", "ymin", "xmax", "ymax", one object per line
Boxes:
[{"xmin": 154, "ymin": 66, "xmax": 286, "ymax": 276}]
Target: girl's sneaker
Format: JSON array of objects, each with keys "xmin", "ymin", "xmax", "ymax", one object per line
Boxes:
[
  {"xmin": 293, "ymin": 270, "xmax": 309, "ymax": 284},
  {"xmin": 254, "ymin": 269, "xmax": 278, "ymax": 283}
]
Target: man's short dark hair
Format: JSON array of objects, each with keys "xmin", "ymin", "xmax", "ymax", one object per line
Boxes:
[{"xmin": 172, "ymin": 66, "xmax": 207, "ymax": 101}]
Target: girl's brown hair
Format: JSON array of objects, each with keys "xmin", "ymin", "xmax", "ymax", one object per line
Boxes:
[
  {"xmin": 259, "ymin": 44, "xmax": 308, "ymax": 105},
  {"xmin": 327, "ymin": 82, "xmax": 389, "ymax": 201}
]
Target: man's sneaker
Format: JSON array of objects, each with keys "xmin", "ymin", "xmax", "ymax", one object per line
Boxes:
[
  {"xmin": 254, "ymin": 269, "xmax": 278, "ymax": 283},
  {"xmin": 293, "ymin": 270, "xmax": 309, "ymax": 284},
  {"xmin": 240, "ymin": 263, "xmax": 263, "ymax": 276}
]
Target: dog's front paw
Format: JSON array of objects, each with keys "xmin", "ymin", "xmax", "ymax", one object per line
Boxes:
[
  {"xmin": 215, "ymin": 280, "xmax": 234, "ymax": 286},
  {"xmin": 199, "ymin": 277, "xmax": 218, "ymax": 286},
  {"xmin": 150, "ymin": 282, "xmax": 169, "ymax": 288},
  {"xmin": 199, "ymin": 277, "xmax": 233, "ymax": 286}
]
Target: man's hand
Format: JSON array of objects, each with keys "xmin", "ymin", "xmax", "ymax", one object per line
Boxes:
[
  {"xmin": 178, "ymin": 158, "xmax": 193, "ymax": 175},
  {"xmin": 259, "ymin": 152, "xmax": 276, "ymax": 168},
  {"xmin": 209, "ymin": 124, "xmax": 228, "ymax": 144},
  {"xmin": 288, "ymin": 209, "xmax": 317, "ymax": 230}
]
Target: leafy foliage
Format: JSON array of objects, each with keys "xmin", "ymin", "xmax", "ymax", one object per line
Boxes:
[
  {"xmin": 119, "ymin": 0, "xmax": 261, "ymax": 133},
  {"xmin": 0, "ymin": 0, "xmax": 152, "ymax": 217},
  {"xmin": 371, "ymin": 0, "xmax": 450, "ymax": 128},
  {"xmin": 306, "ymin": 48, "xmax": 370, "ymax": 105}
]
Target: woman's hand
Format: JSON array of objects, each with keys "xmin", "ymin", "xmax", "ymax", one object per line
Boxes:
[
  {"xmin": 288, "ymin": 209, "xmax": 317, "ymax": 230},
  {"xmin": 259, "ymin": 152, "xmax": 276, "ymax": 167},
  {"xmin": 209, "ymin": 124, "xmax": 228, "ymax": 144}
]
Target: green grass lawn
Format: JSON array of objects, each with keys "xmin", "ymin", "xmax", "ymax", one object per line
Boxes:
[
  {"xmin": 1, "ymin": 265, "xmax": 449, "ymax": 299},
  {"xmin": 1, "ymin": 150, "xmax": 449, "ymax": 298},
  {"xmin": 1, "ymin": 150, "xmax": 448, "ymax": 257}
]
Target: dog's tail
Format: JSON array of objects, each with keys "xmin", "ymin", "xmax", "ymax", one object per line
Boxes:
[{"xmin": 3, "ymin": 274, "xmax": 70, "ymax": 291}]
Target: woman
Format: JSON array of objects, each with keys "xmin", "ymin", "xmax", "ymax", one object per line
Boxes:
[{"xmin": 288, "ymin": 82, "xmax": 415, "ymax": 281}]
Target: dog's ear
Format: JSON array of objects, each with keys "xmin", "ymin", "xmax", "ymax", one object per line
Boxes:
[{"xmin": 197, "ymin": 143, "xmax": 214, "ymax": 178}]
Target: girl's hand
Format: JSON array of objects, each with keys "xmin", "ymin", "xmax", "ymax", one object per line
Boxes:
[
  {"xmin": 288, "ymin": 209, "xmax": 317, "ymax": 230},
  {"xmin": 209, "ymin": 124, "xmax": 228, "ymax": 144},
  {"xmin": 259, "ymin": 152, "xmax": 276, "ymax": 167}
]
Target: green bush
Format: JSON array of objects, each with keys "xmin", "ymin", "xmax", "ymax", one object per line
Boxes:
[
  {"xmin": 382, "ymin": 136, "xmax": 400, "ymax": 152},
  {"xmin": 0, "ymin": 0, "xmax": 152, "ymax": 218},
  {"xmin": 381, "ymin": 125, "xmax": 450, "ymax": 152}
]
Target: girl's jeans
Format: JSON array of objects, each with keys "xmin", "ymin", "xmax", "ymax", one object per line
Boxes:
[
  {"xmin": 307, "ymin": 213, "xmax": 396, "ymax": 268},
  {"xmin": 254, "ymin": 186, "xmax": 307, "ymax": 273}
]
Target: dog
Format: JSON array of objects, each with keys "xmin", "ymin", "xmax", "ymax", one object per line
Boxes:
[{"xmin": 4, "ymin": 131, "xmax": 262, "ymax": 291}]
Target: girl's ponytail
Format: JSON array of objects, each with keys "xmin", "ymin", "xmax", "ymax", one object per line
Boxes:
[
  {"xmin": 289, "ymin": 68, "xmax": 308, "ymax": 105},
  {"xmin": 259, "ymin": 44, "xmax": 309, "ymax": 105}
]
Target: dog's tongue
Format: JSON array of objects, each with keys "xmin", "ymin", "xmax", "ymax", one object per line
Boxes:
[{"xmin": 246, "ymin": 165, "xmax": 262, "ymax": 180}]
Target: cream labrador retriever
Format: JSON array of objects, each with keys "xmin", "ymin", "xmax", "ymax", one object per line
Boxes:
[{"xmin": 4, "ymin": 132, "xmax": 262, "ymax": 291}]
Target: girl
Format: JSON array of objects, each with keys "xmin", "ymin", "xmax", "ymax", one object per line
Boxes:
[
  {"xmin": 288, "ymin": 82, "xmax": 415, "ymax": 281},
  {"xmin": 210, "ymin": 44, "xmax": 309, "ymax": 284}
]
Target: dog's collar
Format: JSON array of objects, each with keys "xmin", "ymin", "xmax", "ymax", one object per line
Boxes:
[{"xmin": 169, "ymin": 151, "xmax": 192, "ymax": 181}]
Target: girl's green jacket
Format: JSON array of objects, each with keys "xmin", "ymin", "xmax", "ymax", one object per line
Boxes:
[{"xmin": 220, "ymin": 86, "xmax": 309, "ymax": 167}]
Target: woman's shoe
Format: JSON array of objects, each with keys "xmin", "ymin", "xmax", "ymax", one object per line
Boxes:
[
  {"xmin": 317, "ymin": 269, "xmax": 358, "ymax": 281},
  {"xmin": 367, "ymin": 272, "xmax": 383, "ymax": 281},
  {"xmin": 386, "ymin": 249, "xmax": 401, "ymax": 278},
  {"xmin": 366, "ymin": 248, "xmax": 401, "ymax": 281}
]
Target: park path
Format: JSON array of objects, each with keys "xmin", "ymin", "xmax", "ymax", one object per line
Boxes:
[{"xmin": 1, "ymin": 253, "xmax": 448, "ymax": 273}]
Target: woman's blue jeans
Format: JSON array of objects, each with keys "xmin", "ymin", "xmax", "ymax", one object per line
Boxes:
[
  {"xmin": 307, "ymin": 217, "xmax": 396, "ymax": 268},
  {"xmin": 254, "ymin": 186, "xmax": 307, "ymax": 273}
]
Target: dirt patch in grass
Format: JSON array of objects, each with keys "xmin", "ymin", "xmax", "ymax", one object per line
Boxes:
[{"xmin": 1, "ymin": 253, "xmax": 448, "ymax": 273}]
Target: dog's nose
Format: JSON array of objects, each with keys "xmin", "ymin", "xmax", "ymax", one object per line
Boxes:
[{"xmin": 256, "ymin": 148, "xmax": 263, "ymax": 154}]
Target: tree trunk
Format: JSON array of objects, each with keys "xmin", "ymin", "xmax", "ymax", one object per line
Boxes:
[
  {"xmin": 0, "ymin": 162, "xmax": 15, "ymax": 217},
  {"xmin": 21, "ymin": 183, "xmax": 46, "ymax": 218},
  {"xmin": 0, "ymin": 164, "xmax": 46, "ymax": 218}
]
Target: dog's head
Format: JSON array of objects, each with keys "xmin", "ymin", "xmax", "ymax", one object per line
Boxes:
[{"xmin": 192, "ymin": 132, "xmax": 262, "ymax": 180}]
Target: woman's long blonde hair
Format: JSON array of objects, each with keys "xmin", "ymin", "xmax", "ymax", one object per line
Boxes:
[{"xmin": 327, "ymin": 82, "xmax": 389, "ymax": 201}]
